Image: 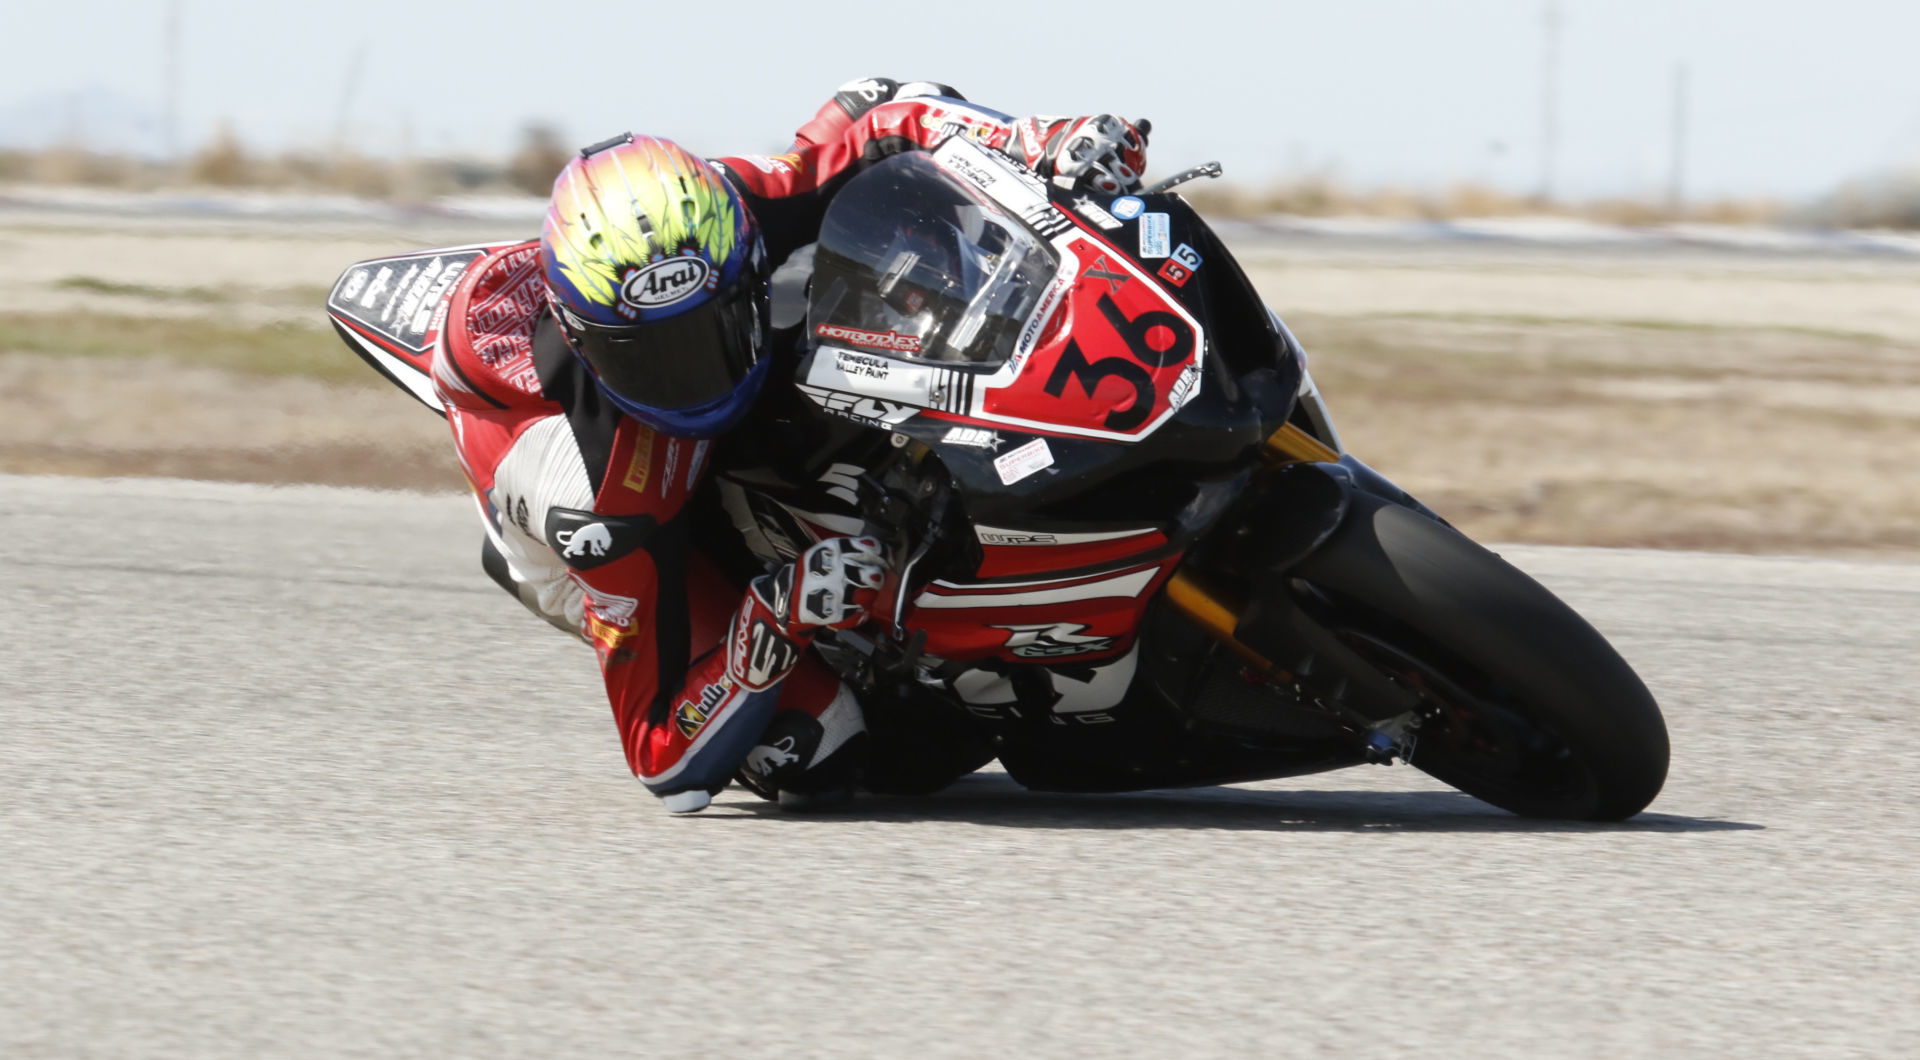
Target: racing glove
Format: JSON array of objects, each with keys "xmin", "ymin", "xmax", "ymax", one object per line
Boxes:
[
  {"xmin": 724, "ymin": 536, "xmax": 889, "ymax": 694},
  {"xmin": 1012, "ymin": 114, "xmax": 1152, "ymax": 194},
  {"xmin": 652, "ymin": 536, "xmax": 888, "ymax": 815}
]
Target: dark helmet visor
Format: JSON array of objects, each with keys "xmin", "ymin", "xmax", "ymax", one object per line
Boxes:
[{"xmin": 566, "ymin": 284, "xmax": 764, "ymax": 412}]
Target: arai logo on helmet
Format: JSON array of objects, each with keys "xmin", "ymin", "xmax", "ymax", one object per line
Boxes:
[{"xmin": 620, "ymin": 257, "xmax": 711, "ymax": 310}]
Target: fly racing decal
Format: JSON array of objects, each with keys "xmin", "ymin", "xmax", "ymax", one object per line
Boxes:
[
  {"xmin": 994, "ymin": 622, "xmax": 1117, "ymax": 659},
  {"xmin": 797, "ymin": 384, "xmax": 918, "ymax": 429},
  {"xmin": 545, "ymin": 508, "xmax": 655, "ymax": 571}
]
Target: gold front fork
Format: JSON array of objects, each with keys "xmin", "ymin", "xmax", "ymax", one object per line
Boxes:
[{"xmin": 1160, "ymin": 422, "xmax": 1338, "ymax": 674}]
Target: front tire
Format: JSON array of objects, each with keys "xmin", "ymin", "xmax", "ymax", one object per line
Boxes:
[{"xmin": 1287, "ymin": 494, "xmax": 1670, "ymax": 820}]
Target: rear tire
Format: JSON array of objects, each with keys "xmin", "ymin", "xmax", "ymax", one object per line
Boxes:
[{"xmin": 1287, "ymin": 494, "xmax": 1669, "ymax": 820}]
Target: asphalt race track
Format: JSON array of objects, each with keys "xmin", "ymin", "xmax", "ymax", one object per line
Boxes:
[{"xmin": 3, "ymin": 474, "xmax": 1916, "ymax": 1058}]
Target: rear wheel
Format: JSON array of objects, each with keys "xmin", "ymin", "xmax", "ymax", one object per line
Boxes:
[{"xmin": 1286, "ymin": 494, "xmax": 1669, "ymax": 820}]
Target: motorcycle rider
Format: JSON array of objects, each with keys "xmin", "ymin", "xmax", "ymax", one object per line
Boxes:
[{"xmin": 436, "ymin": 78, "xmax": 1149, "ymax": 813}]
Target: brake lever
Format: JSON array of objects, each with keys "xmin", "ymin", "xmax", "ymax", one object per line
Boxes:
[{"xmin": 1142, "ymin": 161, "xmax": 1223, "ymax": 195}]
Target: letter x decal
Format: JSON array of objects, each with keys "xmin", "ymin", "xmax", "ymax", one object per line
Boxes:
[{"xmin": 1085, "ymin": 255, "xmax": 1130, "ymax": 295}]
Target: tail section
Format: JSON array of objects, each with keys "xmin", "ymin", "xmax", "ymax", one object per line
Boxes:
[{"xmin": 325, "ymin": 242, "xmax": 519, "ymax": 414}]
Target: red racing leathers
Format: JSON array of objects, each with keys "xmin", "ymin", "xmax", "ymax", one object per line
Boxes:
[{"xmin": 435, "ymin": 79, "xmax": 1121, "ymax": 808}]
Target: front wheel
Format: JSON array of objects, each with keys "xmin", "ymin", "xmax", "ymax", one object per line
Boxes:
[{"xmin": 1284, "ymin": 494, "xmax": 1670, "ymax": 820}]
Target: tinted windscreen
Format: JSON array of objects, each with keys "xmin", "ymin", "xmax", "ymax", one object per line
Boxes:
[{"xmin": 809, "ymin": 152, "xmax": 1059, "ymax": 369}]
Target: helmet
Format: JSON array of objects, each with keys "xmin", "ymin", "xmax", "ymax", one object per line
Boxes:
[{"xmin": 540, "ymin": 133, "xmax": 770, "ymax": 437}]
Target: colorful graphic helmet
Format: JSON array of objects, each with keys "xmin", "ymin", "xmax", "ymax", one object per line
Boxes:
[{"xmin": 541, "ymin": 133, "xmax": 769, "ymax": 437}]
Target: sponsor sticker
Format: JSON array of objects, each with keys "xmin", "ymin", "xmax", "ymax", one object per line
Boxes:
[
  {"xmin": 674, "ymin": 678, "xmax": 733, "ymax": 739},
  {"xmin": 340, "ymin": 269, "xmax": 368, "ymax": 301},
  {"xmin": 993, "ymin": 437, "xmax": 1055, "ymax": 485},
  {"xmin": 1110, "ymin": 196, "xmax": 1146, "ymax": 221},
  {"xmin": 661, "ymin": 439, "xmax": 680, "ymax": 498},
  {"xmin": 619, "ymin": 256, "xmax": 710, "ymax": 311},
  {"xmin": 1019, "ymin": 202, "xmax": 1073, "ymax": 239},
  {"xmin": 582, "ymin": 585, "xmax": 640, "ymax": 630},
  {"xmin": 1071, "ymin": 196, "xmax": 1123, "ymax": 231},
  {"xmin": 941, "ymin": 426, "xmax": 1005, "ymax": 450},
  {"xmin": 359, "ymin": 266, "xmax": 394, "ymax": 309},
  {"xmin": 686, "ymin": 439, "xmax": 710, "ymax": 489},
  {"xmin": 382, "ymin": 263, "xmax": 421, "ymax": 321},
  {"xmin": 1169, "ymin": 362, "xmax": 1203, "ymax": 408},
  {"xmin": 1014, "ymin": 272, "xmax": 1071, "ymax": 363},
  {"xmin": 1139, "ymin": 213, "xmax": 1172, "ymax": 259},
  {"xmin": 978, "ymin": 530, "xmax": 1058, "ymax": 545},
  {"xmin": 943, "ymin": 152, "xmax": 1001, "ymax": 193},
  {"xmin": 623, "ymin": 427, "xmax": 655, "ymax": 494},
  {"xmin": 1157, "ymin": 242, "xmax": 1204, "ymax": 286},
  {"xmin": 817, "ymin": 323, "xmax": 921, "ymax": 355}
]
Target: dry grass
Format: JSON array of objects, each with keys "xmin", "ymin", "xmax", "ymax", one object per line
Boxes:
[
  {"xmin": 0, "ymin": 125, "xmax": 572, "ymax": 198},
  {"xmin": 0, "ymin": 312, "xmax": 365, "ymax": 382},
  {"xmin": 1289, "ymin": 313, "xmax": 1920, "ymax": 555},
  {"xmin": 0, "ymin": 223, "xmax": 1914, "ymax": 558},
  {"xmin": 0, "ymin": 351, "xmax": 459, "ymax": 491},
  {"xmin": 1184, "ymin": 177, "xmax": 1784, "ymax": 226}
]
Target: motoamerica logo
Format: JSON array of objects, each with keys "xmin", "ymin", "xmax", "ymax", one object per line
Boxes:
[{"xmin": 621, "ymin": 257, "xmax": 711, "ymax": 310}]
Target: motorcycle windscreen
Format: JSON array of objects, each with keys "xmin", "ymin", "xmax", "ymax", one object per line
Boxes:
[{"xmin": 809, "ymin": 152, "xmax": 1060, "ymax": 370}]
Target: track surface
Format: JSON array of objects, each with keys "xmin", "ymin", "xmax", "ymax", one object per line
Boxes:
[{"xmin": 3, "ymin": 475, "xmax": 1916, "ymax": 1058}]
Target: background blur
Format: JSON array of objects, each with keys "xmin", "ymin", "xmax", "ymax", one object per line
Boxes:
[{"xmin": 3, "ymin": 0, "xmax": 1916, "ymax": 554}]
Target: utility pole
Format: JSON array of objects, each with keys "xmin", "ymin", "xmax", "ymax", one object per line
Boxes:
[
  {"xmin": 1539, "ymin": 0, "xmax": 1562, "ymax": 204},
  {"xmin": 1668, "ymin": 62, "xmax": 1690, "ymax": 219},
  {"xmin": 333, "ymin": 44, "xmax": 368, "ymax": 156},
  {"xmin": 163, "ymin": 0, "xmax": 180, "ymax": 161}
]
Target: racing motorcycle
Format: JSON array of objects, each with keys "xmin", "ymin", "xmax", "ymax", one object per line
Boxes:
[{"xmin": 328, "ymin": 137, "xmax": 1668, "ymax": 821}]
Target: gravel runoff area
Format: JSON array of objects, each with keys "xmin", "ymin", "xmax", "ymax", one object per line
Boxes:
[{"xmin": 0, "ymin": 214, "xmax": 1915, "ymax": 556}]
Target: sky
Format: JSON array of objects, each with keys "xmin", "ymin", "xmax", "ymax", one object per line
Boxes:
[{"xmin": 4, "ymin": 0, "xmax": 1919, "ymax": 202}]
